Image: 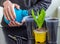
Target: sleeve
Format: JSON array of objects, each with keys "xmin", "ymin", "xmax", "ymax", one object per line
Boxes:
[
  {"xmin": 0, "ymin": 0, "xmax": 6, "ymax": 6},
  {"xmin": 28, "ymin": 0, "xmax": 52, "ymax": 15}
]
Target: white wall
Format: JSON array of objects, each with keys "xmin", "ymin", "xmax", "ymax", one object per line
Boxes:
[
  {"xmin": 0, "ymin": 7, "xmax": 3, "ymax": 24},
  {"xmin": 46, "ymin": 0, "xmax": 60, "ymax": 17},
  {"xmin": 0, "ymin": 7, "xmax": 6, "ymax": 44}
]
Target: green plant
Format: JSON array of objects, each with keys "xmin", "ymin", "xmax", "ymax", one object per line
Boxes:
[{"xmin": 31, "ymin": 9, "xmax": 46, "ymax": 30}]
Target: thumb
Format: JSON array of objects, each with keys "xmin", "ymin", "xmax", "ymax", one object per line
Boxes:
[{"xmin": 14, "ymin": 4, "xmax": 20, "ymax": 9}]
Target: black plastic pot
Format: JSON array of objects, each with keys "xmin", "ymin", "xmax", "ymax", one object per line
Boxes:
[{"xmin": 45, "ymin": 18, "xmax": 59, "ymax": 44}]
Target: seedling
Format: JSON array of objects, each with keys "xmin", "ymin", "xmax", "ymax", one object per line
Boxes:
[{"xmin": 31, "ymin": 9, "xmax": 46, "ymax": 30}]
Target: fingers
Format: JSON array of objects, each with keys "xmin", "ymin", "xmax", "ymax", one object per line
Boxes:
[
  {"xmin": 4, "ymin": 8, "xmax": 11, "ymax": 20},
  {"xmin": 4, "ymin": 6, "xmax": 15, "ymax": 21},
  {"xmin": 3, "ymin": 0, "xmax": 11, "ymax": 6},
  {"xmin": 3, "ymin": 1, "xmax": 16, "ymax": 21},
  {"xmin": 15, "ymin": 21, "xmax": 23, "ymax": 26},
  {"xmin": 10, "ymin": 5, "xmax": 16, "ymax": 19},
  {"xmin": 14, "ymin": 4, "xmax": 20, "ymax": 9},
  {"xmin": 8, "ymin": 21, "xmax": 23, "ymax": 27},
  {"xmin": 8, "ymin": 21, "xmax": 13, "ymax": 26},
  {"xmin": 8, "ymin": 6, "xmax": 15, "ymax": 20}
]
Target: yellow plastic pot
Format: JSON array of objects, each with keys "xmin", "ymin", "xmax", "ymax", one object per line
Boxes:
[{"xmin": 33, "ymin": 30, "xmax": 47, "ymax": 43}]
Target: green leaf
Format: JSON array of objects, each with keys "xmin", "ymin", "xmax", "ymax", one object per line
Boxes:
[
  {"xmin": 31, "ymin": 9, "xmax": 39, "ymax": 27},
  {"xmin": 31, "ymin": 8, "xmax": 46, "ymax": 30},
  {"xmin": 37, "ymin": 9, "xmax": 46, "ymax": 28}
]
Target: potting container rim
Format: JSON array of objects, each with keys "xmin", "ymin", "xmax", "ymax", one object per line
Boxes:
[
  {"xmin": 45, "ymin": 17, "xmax": 59, "ymax": 22},
  {"xmin": 33, "ymin": 30, "xmax": 47, "ymax": 33}
]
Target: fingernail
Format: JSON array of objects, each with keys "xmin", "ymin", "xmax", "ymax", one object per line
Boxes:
[
  {"xmin": 17, "ymin": 6, "xmax": 20, "ymax": 9},
  {"xmin": 14, "ymin": 19, "xmax": 15, "ymax": 21},
  {"xmin": 12, "ymin": 18, "xmax": 15, "ymax": 21}
]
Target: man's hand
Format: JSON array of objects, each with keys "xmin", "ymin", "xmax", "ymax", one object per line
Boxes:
[{"xmin": 3, "ymin": 0, "xmax": 20, "ymax": 21}]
